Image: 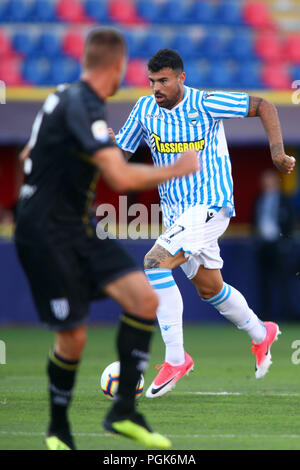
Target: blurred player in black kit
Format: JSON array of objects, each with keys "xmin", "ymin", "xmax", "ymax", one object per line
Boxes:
[{"xmin": 15, "ymin": 27, "xmax": 198, "ymax": 450}]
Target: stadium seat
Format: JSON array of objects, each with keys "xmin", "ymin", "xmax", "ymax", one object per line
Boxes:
[
  {"xmin": 283, "ymin": 34, "xmax": 300, "ymax": 65},
  {"xmin": 243, "ymin": 1, "xmax": 275, "ymax": 29},
  {"xmin": 0, "ymin": 57, "xmax": 24, "ymax": 85},
  {"xmin": 29, "ymin": 0, "xmax": 57, "ymax": 23},
  {"xmin": 183, "ymin": 61, "xmax": 210, "ymax": 89},
  {"xmin": 227, "ymin": 31, "xmax": 255, "ymax": 61},
  {"xmin": 85, "ymin": 0, "xmax": 109, "ymax": 22},
  {"xmin": 291, "ymin": 65, "xmax": 300, "ymax": 82},
  {"xmin": 124, "ymin": 59, "xmax": 149, "ymax": 87},
  {"xmin": 208, "ymin": 61, "xmax": 237, "ymax": 89},
  {"xmin": 235, "ymin": 61, "xmax": 263, "ymax": 89},
  {"xmin": 12, "ymin": 32, "xmax": 36, "ymax": 57},
  {"xmin": 136, "ymin": 0, "xmax": 162, "ymax": 23},
  {"xmin": 189, "ymin": 1, "xmax": 216, "ymax": 25},
  {"xmin": 4, "ymin": 0, "xmax": 29, "ymax": 22},
  {"xmin": 215, "ymin": 0, "xmax": 243, "ymax": 26},
  {"xmin": 157, "ymin": 0, "xmax": 190, "ymax": 25},
  {"xmin": 22, "ymin": 57, "xmax": 51, "ymax": 86},
  {"xmin": 254, "ymin": 32, "xmax": 282, "ymax": 62},
  {"xmin": 48, "ymin": 57, "xmax": 81, "ymax": 85},
  {"xmin": 0, "ymin": 2, "xmax": 7, "ymax": 22},
  {"xmin": 0, "ymin": 31, "xmax": 15, "ymax": 58},
  {"xmin": 261, "ymin": 63, "xmax": 291, "ymax": 90},
  {"xmin": 170, "ymin": 33, "xmax": 198, "ymax": 60},
  {"xmin": 35, "ymin": 33, "xmax": 62, "ymax": 58},
  {"xmin": 56, "ymin": 0, "xmax": 90, "ymax": 23},
  {"xmin": 200, "ymin": 30, "xmax": 229, "ymax": 60},
  {"xmin": 62, "ymin": 32, "xmax": 85, "ymax": 60},
  {"xmin": 108, "ymin": 0, "xmax": 142, "ymax": 25},
  {"xmin": 137, "ymin": 32, "xmax": 170, "ymax": 59}
]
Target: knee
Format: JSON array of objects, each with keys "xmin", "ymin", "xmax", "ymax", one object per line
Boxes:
[{"xmin": 194, "ymin": 284, "xmax": 223, "ymax": 300}]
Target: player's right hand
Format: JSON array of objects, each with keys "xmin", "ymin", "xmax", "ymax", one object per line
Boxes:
[
  {"xmin": 173, "ymin": 150, "xmax": 200, "ymax": 177},
  {"xmin": 272, "ymin": 154, "xmax": 296, "ymax": 174}
]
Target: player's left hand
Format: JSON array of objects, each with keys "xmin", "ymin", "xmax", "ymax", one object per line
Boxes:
[{"xmin": 272, "ymin": 154, "xmax": 296, "ymax": 174}]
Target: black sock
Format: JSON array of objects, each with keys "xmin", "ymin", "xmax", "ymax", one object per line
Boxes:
[
  {"xmin": 113, "ymin": 312, "xmax": 155, "ymax": 416},
  {"xmin": 47, "ymin": 350, "xmax": 79, "ymax": 435}
]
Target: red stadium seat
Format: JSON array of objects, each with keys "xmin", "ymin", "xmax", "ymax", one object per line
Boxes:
[
  {"xmin": 0, "ymin": 57, "xmax": 24, "ymax": 86},
  {"xmin": 243, "ymin": 1, "xmax": 275, "ymax": 29},
  {"xmin": 283, "ymin": 34, "xmax": 300, "ymax": 64},
  {"xmin": 62, "ymin": 31, "xmax": 85, "ymax": 60},
  {"xmin": 125, "ymin": 59, "xmax": 149, "ymax": 87},
  {"xmin": 0, "ymin": 31, "xmax": 15, "ymax": 58},
  {"xmin": 254, "ymin": 32, "xmax": 282, "ymax": 62},
  {"xmin": 108, "ymin": 0, "xmax": 142, "ymax": 24},
  {"xmin": 261, "ymin": 63, "xmax": 291, "ymax": 90},
  {"xmin": 56, "ymin": 0, "xmax": 90, "ymax": 23}
]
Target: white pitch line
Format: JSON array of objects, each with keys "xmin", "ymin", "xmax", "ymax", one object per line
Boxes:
[
  {"xmin": 175, "ymin": 391, "xmax": 300, "ymax": 397},
  {"xmin": 1, "ymin": 430, "xmax": 300, "ymax": 440}
]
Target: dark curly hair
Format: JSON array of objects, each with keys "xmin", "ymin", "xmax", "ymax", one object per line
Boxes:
[{"xmin": 148, "ymin": 49, "xmax": 184, "ymax": 74}]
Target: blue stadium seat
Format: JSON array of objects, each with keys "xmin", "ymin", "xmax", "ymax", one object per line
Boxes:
[
  {"xmin": 208, "ymin": 61, "xmax": 237, "ymax": 89},
  {"xmin": 200, "ymin": 30, "xmax": 229, "ymax": 60},
  {"xmin": 215, "ymin": 1, "xmax": 243, "ymax": 25},
  {"xmin": 227, "ymin": 32, "xmax": 255, "ymax": 61},
  {"xmin": 85, "ymin": 0, "xmax": 109, "ymax": 22},
  {"xmin": 22, "ymin": 57, "xmax": 50, "ymax": 85},
  {"xmin": 184, "ymin": 62, "xmax": 210, "ymax": 89},
  {"xmin": 234, "ymin": 61, "xmax": 263, "ymax": 89},
  {"xmin": 48, "ymin": 57, "xmax": 81, "ymax": 85},
  {"xmin": 5, "ymin": 0, "xmax": 29, "ymax": 22},
  {"xmin": 138, "ymin": 32, "xmax": 170, "ymax": 59},
  {"xmin": 189, "ymin": 1, "xmax": 216, "ymax": 25},
  {"xmin": 12, "ymin": 32, "xmax": 36, "ymax": 56},
  {"xmin": 28, "ymin": 0, "xmax": 57, "ymax": 22},
  {"xmin": 158, "ymin": 0, "xmax": 190, "ymax": 24},
  {"xmin": 136, "ymin": 0, "xmax": 162, "ymax": 23},
  {"xmin": 290, "ymin": 65, "xmax": 300, "ymax": 82},
  {"xmin": 123, "ymin": 31, "xmax": 142, "ymax": 58},
  {"xmin": 34, "ymin": 33, "xmax": 62, "ymax": 58},
  {"xmin": 0, "ymin": 2, "xmax": 8, "ymax": 22},
  {"xmin": 170, "ymin": 33, "xmax": 198, "ymax": 60}
]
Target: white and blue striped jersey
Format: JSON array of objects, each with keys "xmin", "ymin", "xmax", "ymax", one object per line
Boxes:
[{"xmin": 116, "ymin": 86, "xmax": 249, "ymax": 227}]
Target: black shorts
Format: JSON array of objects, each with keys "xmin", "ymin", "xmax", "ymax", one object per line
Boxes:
[{"xmin": 15, "ymin": 230, "xmax": 139, "ymax": 331}]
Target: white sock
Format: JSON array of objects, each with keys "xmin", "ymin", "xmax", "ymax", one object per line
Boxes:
[
  {"xmin": 201, "ymin": 283, "xmax": 266, "ymax": 344},
  {"xmin": 145, "ymin": 269, "xmax": 185, "ymax": 365}
]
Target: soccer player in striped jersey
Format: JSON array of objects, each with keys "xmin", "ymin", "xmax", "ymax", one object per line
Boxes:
[{"xmin": 113, "ymin": 49, "xmax": 296, "ymax": 398}]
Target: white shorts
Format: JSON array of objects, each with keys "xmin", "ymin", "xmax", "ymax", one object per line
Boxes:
[{"xmin": 155, "ymin": 205, "xmax": 230, "ymax": 280}]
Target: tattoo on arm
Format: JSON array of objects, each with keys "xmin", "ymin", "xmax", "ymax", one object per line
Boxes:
[
  {"xmin": 247, "ymin": 96, "xmax": 263, "ymax": 117},
  {"xmin": 144, "ymin": 244, "xmax": 173, "ymax": 269},
  {"xmin": 270, "ymin": 143, "xmax": 285, "ymax": 160}
]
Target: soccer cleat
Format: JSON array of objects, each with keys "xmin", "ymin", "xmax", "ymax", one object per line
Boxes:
[
  {"xmin": 103, "ymin": 409, "xmax": 172, "ymax": 449},
  {"xmin": 251, "ymin": 321, "xmax": 281, "ymax": 379},
  {"xmin": 145, "ymin": 352, "xmax": 194, "ymax": 398},
  {"xmin": 45, "ymin": 423, "xmax": 76, "ymax": 450},
  {"xmin": 45, "ymin": 435, "xmax": 73, "ymax": 450}
]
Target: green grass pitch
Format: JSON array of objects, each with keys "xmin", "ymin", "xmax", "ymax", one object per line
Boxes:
[{"xmin": 1, "ymin": 323, "xmax": 300, "ymax": 450}]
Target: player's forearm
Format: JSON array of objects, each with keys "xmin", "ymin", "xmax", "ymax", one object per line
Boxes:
[
  {"xmin": 247, "ymin": 96, "xmax": 295, "ymax": 173},
  {"xmin": 119, "ymin": 163, "xmax": 179, "ymax": 191},
  {"xmin": 248, "ymin": 97, "xmax": 284, "ymax": 159}
]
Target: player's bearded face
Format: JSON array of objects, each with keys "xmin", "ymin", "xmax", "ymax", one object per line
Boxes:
[{"xmin": 149, "ymin": 68, "xmax": 185, "ymax": 110}]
